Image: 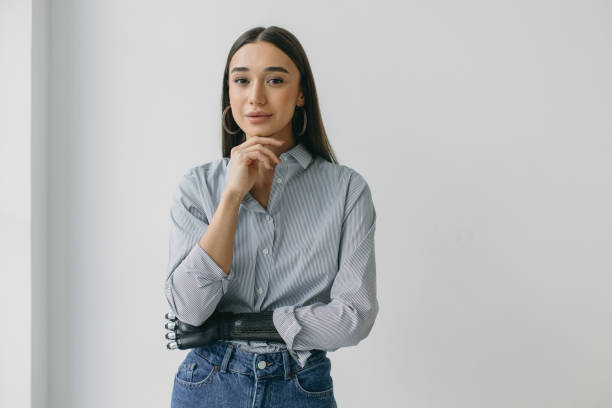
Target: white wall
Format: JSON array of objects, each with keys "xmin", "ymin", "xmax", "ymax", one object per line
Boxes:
[
  {"xmin": 32, "ymin": 0, "xmax": 49, "ymax": 407},
  {"xmin": 0, "ymin": 1, "xmax": 32, "ymax": 407},
  {"xmin": 10, "ymin": 0, "xmax": 612, "ymax": 407}
]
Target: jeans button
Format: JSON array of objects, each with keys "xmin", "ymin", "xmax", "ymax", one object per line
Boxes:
[{"xmin": 258, "ymin": 361, "xmax": 267, "ymax": 370}]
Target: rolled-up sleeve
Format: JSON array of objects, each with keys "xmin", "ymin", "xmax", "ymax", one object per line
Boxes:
[
  {"xmin": 164, "ymin": 170, "xmax": 233, "ymax": 327},
  {"xmin": 273, "ymin": 171, "xmax": 378, "ymax": 351}
]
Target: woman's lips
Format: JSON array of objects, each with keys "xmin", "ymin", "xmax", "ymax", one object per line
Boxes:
[{"xmin": 247, "ymin": 114, "xmax": 272, "ymax": 123}]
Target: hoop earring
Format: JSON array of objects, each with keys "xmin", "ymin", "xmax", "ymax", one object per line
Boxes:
[
  {"xmin": 293, "ymin": 106, "xmax": 307, "ymax": 137},
  {"xmin": 222, "ymin": 105, "xmax": 242, "ymax": 135}
]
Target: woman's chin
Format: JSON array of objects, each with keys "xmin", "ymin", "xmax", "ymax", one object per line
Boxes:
[{"xmin": 246, "ymin": 131, "xmax": 276, "ymax": 139}]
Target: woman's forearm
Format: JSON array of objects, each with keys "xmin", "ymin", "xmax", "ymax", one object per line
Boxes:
[{"xmin": 198, "ymin": 189, "xmax": 243, "ymax": 275}]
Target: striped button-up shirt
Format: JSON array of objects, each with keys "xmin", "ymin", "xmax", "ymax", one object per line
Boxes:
[{"xmin": 165, "ymin": 142, "xmax": 378, "ymax": 368}]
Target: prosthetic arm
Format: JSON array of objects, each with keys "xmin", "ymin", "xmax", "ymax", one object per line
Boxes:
[{"xmin": 164, "ymin": 309, "xmax": 285, "ymax": 350}]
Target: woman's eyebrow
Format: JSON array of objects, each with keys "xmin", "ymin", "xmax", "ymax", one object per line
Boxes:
[{"xmin": 230, "ymin": 66, "xmax": 290, "ymax": 74}]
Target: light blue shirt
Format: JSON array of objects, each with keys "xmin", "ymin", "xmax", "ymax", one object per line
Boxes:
[{"xmin": 165, "ymin": 142, "xmax": 378, "ymax": 368}]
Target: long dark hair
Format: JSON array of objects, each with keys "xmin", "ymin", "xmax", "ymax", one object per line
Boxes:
[{"xmin": 221, "ymin": 26, "xmax": 338, "ymax": 164}]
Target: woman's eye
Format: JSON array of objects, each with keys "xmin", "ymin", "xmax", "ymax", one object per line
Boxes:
[
  {"xmin": 269, "ymin": 78, "xmax": 283, "ymax": 84},
  {"xmin": 234, "ymin": 78, "xmax": 247, "ymax": 84}
]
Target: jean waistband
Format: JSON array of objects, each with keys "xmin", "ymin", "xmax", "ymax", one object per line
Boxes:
[{"xmin": 193, "ymin": 340, "xmax": 327, "ymax": 380}]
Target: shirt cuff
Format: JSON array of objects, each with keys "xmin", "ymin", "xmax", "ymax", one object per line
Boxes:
[
  {"xmin": 273, "ymin": 306, "xmax": 302, "ymax": 350},
  {"xmin": 184, "ymin": 243, "xmax": 233, "ymax": 292}
]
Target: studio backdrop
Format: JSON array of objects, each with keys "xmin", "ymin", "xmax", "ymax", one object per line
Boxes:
[{"xmin": 2, "ymin": 1, "xmax": 611, "ymax": 407}]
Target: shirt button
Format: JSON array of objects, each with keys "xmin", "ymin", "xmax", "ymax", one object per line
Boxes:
[
  {"xmin": 257, "ymin": 288, "xmax": 263, "ymax": 294},
  {"xmin": 262, "ymin": 248, "xmax": 269, "ymax": 255},
  {"xmin": 276, "ymin": 177, "xmax": 282, "ymax": 184},
  {"xmin": 266, "ymin": 215, "xmax": 272, "ymax": 222},
  {"xmin": 257, "ymin": 361, "xmax": 267, "ymax": 370}
]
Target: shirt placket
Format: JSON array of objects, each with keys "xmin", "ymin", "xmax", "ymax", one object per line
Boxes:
[{"xmin": 254, "ymin": 164, "xmax": 288, "ymax": 311}]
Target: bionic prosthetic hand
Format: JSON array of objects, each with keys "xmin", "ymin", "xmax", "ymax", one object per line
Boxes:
[{"xmin": 164, "ymin": 309, "xmax": 285, "ymax": 350}]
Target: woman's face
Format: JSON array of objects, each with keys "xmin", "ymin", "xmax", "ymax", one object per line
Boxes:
[{"xmin": 228, "ymin": 41, "xmax": 304, "ymax": 143}]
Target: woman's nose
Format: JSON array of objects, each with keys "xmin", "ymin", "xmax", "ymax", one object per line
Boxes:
[{"xmin": 249, "ymin": 81, "xmax": 266, "ymax": 105}]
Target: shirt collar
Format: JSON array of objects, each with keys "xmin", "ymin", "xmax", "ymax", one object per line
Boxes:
[{"xmin": 279, "ymin": 142, "xmax": 313, "ymax": 170}]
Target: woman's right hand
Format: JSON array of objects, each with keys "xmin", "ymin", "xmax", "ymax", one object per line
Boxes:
[{"xmin": 225, "ymin": 135, "xmax": 285, "ymax": 198}]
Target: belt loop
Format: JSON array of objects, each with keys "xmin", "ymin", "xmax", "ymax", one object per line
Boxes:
[
  {"xmin": 282, "ymin": 349, "xmax": 290, "ymax": 380},
  {"xmin": 220, "ymin": 343, "xmax": 234, "ymax": 373}
]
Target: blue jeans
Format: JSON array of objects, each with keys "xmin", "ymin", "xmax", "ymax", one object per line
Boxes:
[{"xmin": 171, "ymin": 340, "xmax": 337, "ymax": 407}]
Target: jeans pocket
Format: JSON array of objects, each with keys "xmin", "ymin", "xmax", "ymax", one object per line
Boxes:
[
  {"xmin": 292, "ymin": 357, "xmax": 334, "ymax": 398},
  {"xmin": 174, "ymin": 349, "xmax": 218, "ymax": 388}
]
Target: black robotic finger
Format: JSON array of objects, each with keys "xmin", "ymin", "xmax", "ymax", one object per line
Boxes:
[{"xmin": 164, "ymin": 311, "xmax": 179, "ymax": 350}]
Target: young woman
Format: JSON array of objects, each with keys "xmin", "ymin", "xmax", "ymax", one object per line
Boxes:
[{"xmin": 165, "ymin": 25, "xmax": 378, "ymax": 408}]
